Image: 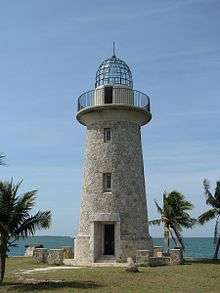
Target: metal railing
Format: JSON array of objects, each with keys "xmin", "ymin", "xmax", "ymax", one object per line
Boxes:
[{"xmin": 77, "ymin": 89, "xmax": 150, "ymax": 112}]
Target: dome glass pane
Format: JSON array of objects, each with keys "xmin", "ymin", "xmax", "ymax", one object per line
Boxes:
[{"xmin": 95, "ymin": 56, "xmax": 133, "ymax": 88}]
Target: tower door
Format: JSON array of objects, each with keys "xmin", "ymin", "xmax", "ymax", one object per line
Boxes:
[
  {"xmin": 104, "ymin": 224, "xmax": 115, "ymax": 255},
  {"xmin": 104, "ymin": 86, "xmax": 113, "ymax": 103}
]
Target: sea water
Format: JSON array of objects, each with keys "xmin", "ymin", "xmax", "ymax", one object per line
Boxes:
[{"xmin": 9, "ymin": 236, "xmax": 216, "ymax": 258}]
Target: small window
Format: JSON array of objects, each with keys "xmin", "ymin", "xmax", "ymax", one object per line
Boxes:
[
  {"xmin": 103, "ymin": 173, "xmax": 112, "ymax": 192},
  {"xmin": 104, "ymin": 128, "xmax": 111, "ymax": 142},
  {"xmin": 104, "ymin": 86, "xmax": 113, "ymax": 103}
]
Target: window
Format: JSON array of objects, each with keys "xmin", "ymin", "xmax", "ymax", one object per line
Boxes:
[
  {"xmin": 103, "ymin": 173, "xmax": 112, "ymax": 192},
  {"xmin": 104, "ymin": 128, "xmax": 111, "ymax": 142},
  {"xmin": 104, "ymin": 86, "xmax": 113, "ymax": 103}
]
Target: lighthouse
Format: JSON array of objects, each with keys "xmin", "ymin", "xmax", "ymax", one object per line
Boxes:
[{"xmin": 75, "ymin": 48, "xmax": 153, "ymax": 264}]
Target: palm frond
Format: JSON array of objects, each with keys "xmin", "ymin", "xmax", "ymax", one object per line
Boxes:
[
  {"xmin": 0, "ymin": 180, "xmax": 17, "ymax": 225},
  {"xmin": 0, "ymin": 154, "xmax": 6, "ymax": 166},
  {"xmin": 203, "ymin": 179, "xmax": 217, "ymax": 208},
  {"xmin": 13, "ymin": 210, "xmax": 51, "ymax": 237},
  {"xmin": 9, "ymin": 190, "xmax": 38, "ymax": 231},
  {"xmin": 154, "ymin": 200, "xmax": 163, "ymax": 215},
  {"xmin": 149, "ymin": 219, "xmax": 161, "ymax": 226},
  {"xmin": 0, "ymin": 180, "xmax": 52, "ymax": 247},
  {"xmin": 198, "ymin": 208, "xmax": 217, "ymax": 225},
  {"xmin": 214, "ymin": 181, "xmax": 220, "ymax": 204}
]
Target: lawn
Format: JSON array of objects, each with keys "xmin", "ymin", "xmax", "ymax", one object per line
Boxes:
[{"xmin": 0, "ymin": 257, "xmax": 219, "ymax": 292}]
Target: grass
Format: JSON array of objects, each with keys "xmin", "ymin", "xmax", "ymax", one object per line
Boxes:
[{"xmin": 0, "ymin": 257, "xmax": 219, "ymax": 292}]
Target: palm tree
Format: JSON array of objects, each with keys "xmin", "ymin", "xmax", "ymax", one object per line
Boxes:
[
  {"xmin": 149, "ymin": 191, "xmax": 195, "ymax": 251},
  {"xmin": 198, "ymin": 179, "xmax": 220, "ymax": 259},
  {"xmin": 0, "ymin": 179, "xmax": 52, "ymax": 283}
]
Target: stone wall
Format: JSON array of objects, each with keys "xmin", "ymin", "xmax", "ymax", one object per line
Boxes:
[
  {"xmin": 136, "ymin": 250, "xmax": 151, "ymax": 266},
  {"xmin": 33, "ymin": 247, "xmax": 74, "ymax": 265},
  {"xmin": 47, "ymin": 249, "xmax": 63, "ymax": 265},
  {"xmin": 149, "ymin": 257, "xmax": 170, "ymax": 267}
]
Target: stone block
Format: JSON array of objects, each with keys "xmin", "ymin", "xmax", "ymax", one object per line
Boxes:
[
  {"xmin": 62, "ymin": 246, "xmax": 74, "ymax": 259},
  {"xmin": 25, "ymin": 245, "xmax": 43, "ymax": 257},
  {"xmin": 153, "ymin": 246, "xmax": 163, "ymax": 257},
  {"xmin": 169, "ymin": 248, "xmax": 183, "ymax": 265},
  {"xmin": 33, "ymin": 248, "xmax": 48, "ymax": 263},
  {"xmin": 47, "ymin": 249, "xmax": 64, "ymax": 265},
  {"xmin": 149, "ymin": 257, "xmax": 168, "ymax": 267},
  {"xmin": 135, "ymin": 250, "xmax": 150, "ymax": 266}
]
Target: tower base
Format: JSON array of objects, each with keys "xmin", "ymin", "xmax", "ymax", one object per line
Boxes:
[{"xmin": 74, "ymin": 215, "xmax": 153, "ymax": 264}]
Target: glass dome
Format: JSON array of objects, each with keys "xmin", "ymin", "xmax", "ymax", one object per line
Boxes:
[{"xmin": 95, "ymin": 55, "xmax": 133, "ymax": 88}]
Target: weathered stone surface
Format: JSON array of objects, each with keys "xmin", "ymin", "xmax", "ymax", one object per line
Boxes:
[
  {"xmin": 62, "ymin": 246, "xmax": 74, "ymax": 259},
  {"xmin": 125, "ymin": 257, "xmax": 139, "ymax": 272},
  {"xmin": 33, "ymin": 248, "xmax": 48, "ymax": 263},
  {"xmin": 47, "ymin": 249, "xmax": 63, "ymax": 265},
  {"xmin": 75, "ymin": 116, "xmax": 153, "ymax": 264},
  {"xmin": 169, "ymin": 248, "xmax": 183, "ymax": 265},
  {"xmin": 25, "ymin": 245, "xmax": 43, "ymax": 257},
  {"xmin": 136, "ymin": 250, "xmax": 151, "ymax": 266},
  {"xmin": 149, "ymin": 257, "xmax": 169, "ymax": 267},
  {"xmin": 153, "ymin": 246, "xmax": 163, "ymax": 257}
]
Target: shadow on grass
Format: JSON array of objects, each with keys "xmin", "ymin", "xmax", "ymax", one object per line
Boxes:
[
  {"xmin": 184, "ymin": 258, "xmax": 220, "ymax": 265},
  {"xmin": 3, "ymin": 280, "xmax": 102, "ymax": 291}
]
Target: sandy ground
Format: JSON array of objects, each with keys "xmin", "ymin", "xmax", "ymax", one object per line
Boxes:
[{"xmin": 18, "ymin": 266, "xmax": 82, "ymax": 274}]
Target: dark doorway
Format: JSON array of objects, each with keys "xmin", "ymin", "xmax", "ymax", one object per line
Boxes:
[
  {"xmin": 104, "ymin": 86, "xmax": 113, "ymax": 104},
  {"xmin": 104, "ymin": 224, "xmax": 115, "ymax": 255}
]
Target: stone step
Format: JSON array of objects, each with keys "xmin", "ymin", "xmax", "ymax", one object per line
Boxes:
[{"xmin": 95, "ymin": 257, "xmax": 116, "ymax": 263}]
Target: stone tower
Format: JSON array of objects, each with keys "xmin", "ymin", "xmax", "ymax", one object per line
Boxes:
[{"xmin": 75, "ymin": 49, "xmax": 153, "ymax": 264}]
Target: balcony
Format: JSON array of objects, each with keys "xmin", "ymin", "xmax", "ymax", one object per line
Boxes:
[{"xmin": 77, "ymin": 88, "xmax": 151, "ymax": 113}]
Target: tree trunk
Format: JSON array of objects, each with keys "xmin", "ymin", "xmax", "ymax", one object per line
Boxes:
[
  {"xmin": 164, "ymin": 224, "xmax": 170, "ymax": 252},
  {"xmin": 213, "ymin": 236, "xmax": 220, "ymax": 260},
  {"xmin": 169, "ymin": 229, "xmax": 177, "ymax": 246},
  {"xmin": 172, "ymin": 225, "xmax": 184, "ymax": 251},
  {"xmin": 0, "ymin": 234, "xmax": 8, "ymax": 284},
  {"xmin": 0, "ymin": 252, "xmax": 6, "ymax": 283}
]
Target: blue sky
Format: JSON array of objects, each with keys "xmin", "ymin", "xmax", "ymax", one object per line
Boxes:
[{"xmin": 0, "ymin": 0, "xmax": 219, "ymax": 237}]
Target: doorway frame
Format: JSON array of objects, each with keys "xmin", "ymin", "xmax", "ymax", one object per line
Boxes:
[{"xmin": 90, "ymin": 213, "xmax": 121, "ymax": 262}]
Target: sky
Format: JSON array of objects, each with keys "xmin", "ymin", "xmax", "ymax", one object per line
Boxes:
[{"xmin": 0, "ymin": 0, "xmax": 219, "ymax": 237}]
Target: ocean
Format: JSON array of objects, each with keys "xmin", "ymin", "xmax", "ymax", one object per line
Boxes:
[{"xmin": 9, "ymin": 236, "xmax": 216, "ymax": 259}]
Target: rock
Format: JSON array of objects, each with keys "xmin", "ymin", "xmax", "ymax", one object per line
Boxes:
[
  {"xmin": 125, "ymin": 257, "xmax": 139, "ymax": 272},
  {"xmin": 33, "ymin": 248, "xmax": 48, "ymax": 263}
]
